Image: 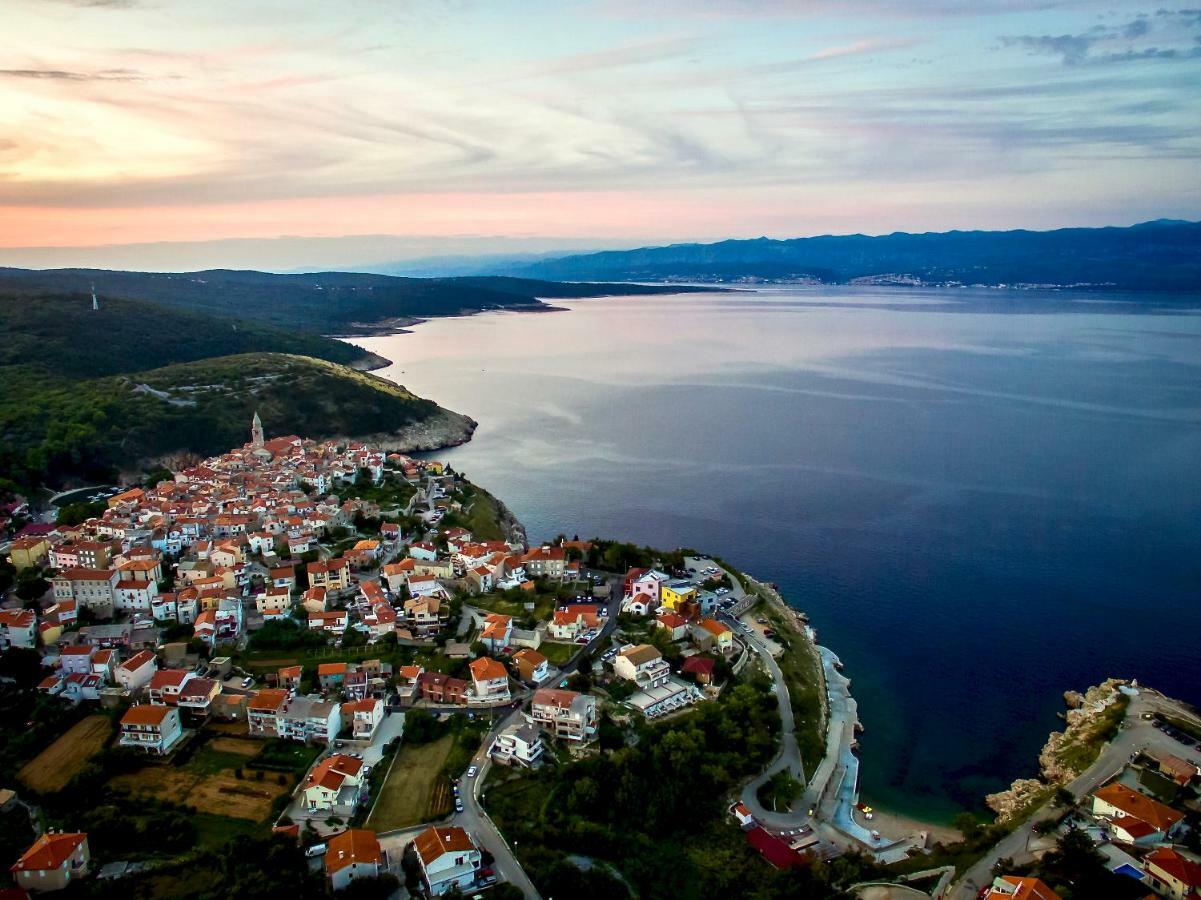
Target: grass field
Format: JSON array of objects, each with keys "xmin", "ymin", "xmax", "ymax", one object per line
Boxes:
[
  {"xmin": 538, "ymin": 641, "xmax": 578, "ymax": 666},
  {"xmin": 367, "ymin": 734, "xmax": 455, "ymax": 830},
  {"xmin": 18, "ymin": 714, "xmax": 112, "ymax": 793},
  {"xmin": 110, "ymin": 742, "xmax": 292, "ymax": 821}
]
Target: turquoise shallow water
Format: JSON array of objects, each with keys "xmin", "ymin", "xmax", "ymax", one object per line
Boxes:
[{"xmin": 352, "ymin": 286, "xmax": 1201, "ymax": 821}]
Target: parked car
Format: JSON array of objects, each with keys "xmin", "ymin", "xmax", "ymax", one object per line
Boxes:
[
  {"xmin": 455, "ymin": 798, "xmax": 464, "ymax": 812},
  {"xmin": 241, "ymin": 677, "xmax": 253, "ymax": 688},
  {"xmin": 305, "ymin": 843, "xmax": 328, "ymax": 858},
  {"xmin": 467, "ymin": 765, "xmax": 478, "ymax": 778}
]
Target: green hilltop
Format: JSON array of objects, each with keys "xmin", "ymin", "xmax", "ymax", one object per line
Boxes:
[{"xmin": 0, "ymin": 292, "xmax": 439, "ymax": 490}]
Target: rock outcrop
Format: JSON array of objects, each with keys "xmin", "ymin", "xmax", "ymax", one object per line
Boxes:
[{"xmin": 986, "ymin": 678, "xmax": 1129, "ymax": 823}]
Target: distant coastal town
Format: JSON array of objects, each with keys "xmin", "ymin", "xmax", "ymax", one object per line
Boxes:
[{"xmin": 0, "ymin": 416, "xmax": 1199, "ymax": 900}]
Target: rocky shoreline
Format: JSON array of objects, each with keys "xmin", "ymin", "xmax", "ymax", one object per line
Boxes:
[
  {"xmin": 341, "ymin": 407, "xmax": 478, "ymax": 454},
  {"xmin": 985, "ymin": 677, "xmax": 1129, "ymax": 823}
]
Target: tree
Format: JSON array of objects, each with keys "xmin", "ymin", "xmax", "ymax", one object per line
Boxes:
[
  {"xmin": 1053, "ymin": 786, "xmax": 1076, "ymax": 808},
  {"xmin": 953, "ymin": 811, "xmax": 982, "ymax": 840}
]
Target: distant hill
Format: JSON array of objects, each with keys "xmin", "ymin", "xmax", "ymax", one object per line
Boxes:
[
  {"xmin": 506, "ymin": 220, "xmax": 1201, "ymax": 291},
  {"xmin": 0, "ymin": 268, "xmax": 708, "ymax": 333},
  {"xmin": 0, "ymin": 291, "xmax": 459, "ymax": 490}
]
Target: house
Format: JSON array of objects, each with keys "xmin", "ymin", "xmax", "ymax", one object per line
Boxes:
[
  {"xmin": 521, "ymin": 545, "xmax": 566, "ymax": 579},
  {"xmin": 660, "ymin": 581, "xmax": 697, "ymax": 612},
  {"xmin": 268, "ymin": 566, "xmax": 295, "ymax": 592},
  {"xmin": 60, "ymin": 673, "xmax": 103, "ymax": 702},
  {"xmin": 256, "ymin": 589, "xmax": 292, "ymax": 616},
  {"xmin": 119, "ymin": 704, "xmax": 183, "ymax": 755},
  {"xmin": 113, "ymin": 579, "xmax": 159, "ymax": 612},
  {"xmin": 304, "ymin": 754, "xmax": 365, "ymax": 811},
  {"xmin": 0, "ymin": 610, "xmax": 37, "ymax": 650},
  {"xmin": 512, "ymin": 648, "xmax": 549, "ymax": 684},
  {"xmin": 114, "ymin": 650, "xmax": 158, "ymax": 692},
  {"xmin": 318, "ymin": 662, "xmax": 348, "ymax": 691},
  {"xmin": 247, "ymin": 688, "xmax": 290, "ymax": 737},
  {"xmin": 1143, "ymin": 847, "xmax": 1201, "ymax": 900},
  {"xmin": 412, "ymin": 825, "xmax": 482, "ymax": 897},
  {"xmin": 983, "ymin": 876, "xmax": 1061, "ymax": 900},
  {"xmin": 614, "ymin": 644, "xmax": 671, "ymax": 690},
  {"xmin": 408, "ymin": 542, "xmax": 439, "ymax": 562},
  {"xmin": 302, "ymin": 586, "xmax": 328, "ymax": 613},
  {"xmin": 342, "ymin": 698, "xmax": 385, "ymax": 740},
  {"xmin": 417, "ymin": 671, "xmax": 468, "ymax": 706},
  {"xmin": 468, "ymin": 657, "xmax": 511, "ymax": 703},
  {"xmin": 403, "ymin": 596, "xmax": 447, "ymax": 636},
  {"xmin": 479, "ymin": 614, "xmax": 513, "ymax": 652},
  {"xmin": 626, "ymin": 569, "xmax": 668, "ymax": 614},
  {"xmin": 695, "ymin": 618, "xmax": 734, "ymax": 654},
  {"xmin": 1151, "ymin": 752, "xmax": 1200, "ymax": 787},
  {"xmin": 491, "ymin": 722, "xmax": 543, "ymax": 767},
  {"xmin": 52, "ymin": 569, "xmax": 118, "ymax": 610},
  {"xmin": 147, "ymin": 668, "xmax": 194, "ymax": 705},
  {"xmin": 177, "ymin": 677, "xmax": 220, "ymax": 718},
  {"xmin": 308, "ymin": 610, "xmax": 349, "ymax": 635},
  {"xmin": 10, "ymin": 832, "xmax": 89, "ymax": 893},
  {"xmin": 530, "ymin": 688, "xmax": 598, "ymax": 742},
  {"xmin": 307, "ymin": 558, "xmax": 350, "ymax": 592},
  {"xmin": 277, "ymin": 696, "xmax": 340, "ymax": 743},
  {"xmin": 59, "ymin": 645, "xmax": 96, "ymax": 676},
  {"xmin": 278, "ymin": 665, "xmax": 303, "ymax": 691},
  {"xmin": 8, "ymin": 535, "xmax": 50, "ymax": 571},
  {"xmin": 396, "ymin": 664, "xmax": 424, "ymax": 700},
  {"xmin": 324, "ymin": 829, "xmax": 383, "ymax": 892},
  {"xmin": 655, "ymin": 611, "xmax": 689, "ymax": 641},
  {"xmin": 548, "ymin": 605, "xmax": 601, "ymax": 641},
  {"xmin": 682, "ymin": 656, "xmax": 717, "ymax": 686},
  {"xmin": 1091, "ymin": 782, "xmax": 1185, "ymax": 844}
]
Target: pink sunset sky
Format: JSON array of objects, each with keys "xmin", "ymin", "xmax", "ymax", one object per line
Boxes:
[{"xmin": 2, "ymin": 0, "xmax": 1199, "ymax": 270}]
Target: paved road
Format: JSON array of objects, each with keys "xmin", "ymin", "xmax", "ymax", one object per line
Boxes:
[
  {"xmin": 950, "ymin": 688, "xmax": 1201, "ymax": 899},
  {"xmin": 456, "ymin": 706, "xmax": 542, "ymax": 900}
]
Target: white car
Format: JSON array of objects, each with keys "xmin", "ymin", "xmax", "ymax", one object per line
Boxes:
[{"xmin": 467, "ymin": 765, "xmax": 478, "ymax": 778}]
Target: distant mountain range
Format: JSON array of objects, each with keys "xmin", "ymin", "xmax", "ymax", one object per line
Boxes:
[
  {"xmin": 505, "ymin": 220, "xmax": 1201, "ymax": 291},
  {"xmin": 0, "ymin": 268, "xmax": 706, "ymax": 334}
]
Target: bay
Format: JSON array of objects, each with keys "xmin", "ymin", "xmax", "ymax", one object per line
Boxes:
[{"xmin": 349, "ymin": 286, "xmax": 1201, "ymax": 822}]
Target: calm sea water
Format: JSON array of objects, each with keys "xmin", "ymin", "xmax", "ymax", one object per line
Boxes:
[{"xmin": 350, "ymin": 287, "xmax": 1201, "ymax": 821}]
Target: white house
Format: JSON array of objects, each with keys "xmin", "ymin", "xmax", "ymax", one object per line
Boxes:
[
  {"xmin": 114, "ymin": 650, "xmax": 159, "ymax": 692},
  {"xmin": 324, "ymin": 829, "xmax": 383, "ymax": 893},
  {"xmin": 491, "ymin": 722, "xmax": 543, "ymax": 767},
  {"xmin": 119, "ymin": 704, "xmax": 183, "ymax": 755},
  {"xmin": 614, "ymin": 644, "xmax": 671, "ymax": 690},
  {"xmin": 304, "ymin": 754, "xmax": 364, "ymax": 811},
  {"xmin": 341, "ymin": 698, "xmax": 385, "ymax": 741},
  {"xmin": 413, "ymin": 826, "xmax": 482, "ymax": 897}
]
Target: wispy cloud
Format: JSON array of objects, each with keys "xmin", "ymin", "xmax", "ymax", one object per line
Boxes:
[
  {"xmin": 0, "ymin": 67, "xmax": 145, "ymax": 81},
  {"xmin": 1000, "ymin": 10, "xmax": 1201, "ymax": 64}
]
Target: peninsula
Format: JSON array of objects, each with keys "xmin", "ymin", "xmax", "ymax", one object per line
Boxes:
[{"xmin": 2, "ymin": 420, "xmax": 1198, "ymax": 900}]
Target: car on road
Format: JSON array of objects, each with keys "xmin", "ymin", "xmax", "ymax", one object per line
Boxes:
[
  {"xmin": 240, "ymin": 677, "xmax": 253, "ymax": 688},
  {"xmin": 453, "ymin": 784, "xmax": 459, "ymax": 795},
  {"xmin": 467, "ymin": 765, "xmax": 478, "ymax": 778},
  {"xmin": 455, "ymin": 798, "xmax": 464, "ymax": 812}
]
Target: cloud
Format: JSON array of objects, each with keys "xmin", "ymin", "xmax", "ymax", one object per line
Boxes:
[
  {"xmin": 0, "ymin": 67, "xmax": 144, "ymax": 81},
  {"xmin": 1001, "ymin": 10, "xmax": 1201, "ymax": 64}
]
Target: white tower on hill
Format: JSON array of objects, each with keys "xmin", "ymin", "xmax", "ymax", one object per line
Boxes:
[
  {"xmin": 251, "ymin": 410, "xmax": 265, "ymax": 447},
  {"xmin": 91, "ymin": 283, "xmax": 99, "ymax": 311}
]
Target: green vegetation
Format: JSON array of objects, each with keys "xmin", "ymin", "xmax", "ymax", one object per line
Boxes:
[
  {"xmin": 757, "ymin": 770, "xmax": 803, "ymax": 812},
  {"xmin": 248, "ymin": 619, "xmax": 328, "ymax": 652},
  {"xmin": 1053, "ymin": 694, "xmax": 1130, "ymax": 776},
  {"xmin": 1, "ymin": 350, "xmax": 441, "ymax": 489},
  {"xmin": 0, "ymin": 268, "xmax": 703, "ymax": 334},
  {"xmin": 538, "ymin": 642, "xmax": 577, "ymax": 666},
  {"xmin": 367, "ymin": 733, "xmax": 455, "ymax": 830},
  {"xmin": 485, "ymin": 677, "xmax": 852, "ymax": 898},
  {"xmin": 753, "ymin": 590, "xmax": 826, "ymax": 776}
]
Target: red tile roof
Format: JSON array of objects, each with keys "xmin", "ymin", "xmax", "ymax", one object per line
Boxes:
[{"xmin": 11, "ymin": 832, "xmax": 87, "ymax": 872}]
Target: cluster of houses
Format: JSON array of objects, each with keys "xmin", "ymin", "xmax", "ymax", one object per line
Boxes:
[
  {"xmin": 1079, "ymin": 752, "xmax": 1201, "ymax": 898},
  {"xmin": 980, "ymin": 746, "xmax": 1201, "ymax": 899},
  {"xmin": 6, "ymin": 821, "xmax": 490, "ymax": 897}
]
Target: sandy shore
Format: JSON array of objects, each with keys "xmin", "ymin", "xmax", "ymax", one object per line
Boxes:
[{"xmin": 858, "ymin": 805, "xmax": 961, "ymax": 845}]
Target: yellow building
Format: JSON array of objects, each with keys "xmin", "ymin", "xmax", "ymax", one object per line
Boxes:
[
  {"xmin": 9, "ymin": 536, "xmax": 50, "ymax": 571},
  {"xmin": 659, "ymin": 582, "xmax": 697, "ymax": 612}
]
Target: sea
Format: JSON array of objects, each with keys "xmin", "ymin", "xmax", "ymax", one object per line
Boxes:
[{"xmin": 348, "ymin": 286, "xmax": 1201, "ymax": 822}]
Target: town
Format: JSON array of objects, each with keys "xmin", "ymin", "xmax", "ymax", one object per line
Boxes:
[{"xmin": 0, "ymin": 418, "xmax": 1198, "ymax": 900}]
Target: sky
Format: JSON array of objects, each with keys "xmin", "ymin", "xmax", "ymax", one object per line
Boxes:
[{"xmin": 2, "ymin": 0, "xmax": 1200, "ymax": 270}]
